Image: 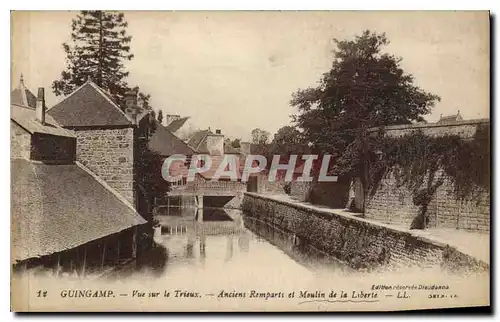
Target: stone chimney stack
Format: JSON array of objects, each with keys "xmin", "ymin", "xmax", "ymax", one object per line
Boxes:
[
  {"xmin": 124, "ymin": 89, "xmax": 138, "ymax": 125},
  {"xmin": 206, "ymin": 129, "xmax": 224, "ymax": 156},
  {"xmin": 36, "ymin": 87, "xmax": 45, "ymax": 125}
]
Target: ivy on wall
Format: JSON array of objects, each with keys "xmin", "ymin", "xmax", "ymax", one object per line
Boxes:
[{"xmin": 366, "ymin": 124, "xmax": 490, "ymax": 229}]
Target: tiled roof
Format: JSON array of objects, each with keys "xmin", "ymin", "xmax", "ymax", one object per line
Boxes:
[
  {"xmin": 11, "ymin": 159, "xmax": 146, "ymax": 263},
  {"xmin": 11, "ymin": 76, "xmax": 37, "ymax": 108},
  {"xmin": 48, "ymin": 81, "xmax": 133, "ymax": 127},
  {"xmin": 139, "ymin": 113, "xmax": 195, "ymax": 156},
  {"xmin": 165, "ymin": 117, "xmax": 189, "ymax": 133},
  {"xmin": 11, "ymin": 104, "xmax": 75, "ymax": 138}
]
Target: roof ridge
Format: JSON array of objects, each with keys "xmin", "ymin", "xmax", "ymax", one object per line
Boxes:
[
  {"xmin": 88, "ymin": 82, "xmax": 134, "ymax": 124},
  {"xmin": 48, "ymin": 80, "xmax": 91, "ymax": 111},
  {"xmin": 75, "ymin": 161, "xmax": 145, "ymax": 223},
  {"xmin": 155, "ymin": 119, "xmax": 196, "ymax": 154},
  {"xmin": 11, "ymin": 103, "xmax": 35, "ymax": 110},
  {"xmin": 20, "ymin": 80, "xmax": 28, "ymax": 107}
]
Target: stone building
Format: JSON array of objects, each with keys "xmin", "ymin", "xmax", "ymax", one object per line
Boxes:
[
  {"xmin": 186, "ymin": 128, "xmax": 242, "ymax": 180},
  {"xmin": 11, "ymin": 84, "xmax": 146, "ymax": 276},
  {"xmin": 48, "ymin": 79, "xmax": 138, "ymax": 206}
]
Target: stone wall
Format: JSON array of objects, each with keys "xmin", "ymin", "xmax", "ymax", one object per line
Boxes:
[
  {"xmin": 365, "ymin": 120, "xmax": 490, "ymax": 233},
  {"xmin": 11, "ymin": 122, "xmax": 31, "ymax": 159},
  {"xmin": 75, "ymin": 127, "xmax": 136, "ymax": 205},
  {"xmin": 30, "ymin": 133, "xmax": 76, "ymax": 164},
  {"xmin": 290, "ymin": 181, "xmax": 311, "ymax": 202},
  {"xmin": 376, "ymin": 119, "xmax": 489, "ymax": 138},
  {"xmin": 290, "ymin": 181, "xmax": 350, "ymax": 208},
  {"xmin": 242, "ymin": 193, "xmax": 488, "ymax": 272},
  {"xmin": 254, "ymin": 173, "xmax": 288, "ymax": 194},
  {"xmin": 365, "ymin": 172, "xmax": 490, "ymax": 233}
]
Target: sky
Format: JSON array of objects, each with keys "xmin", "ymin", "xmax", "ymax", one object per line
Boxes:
[{"xmin": 11, "ymin": 11, "xmax": 489, "ymax": 141}]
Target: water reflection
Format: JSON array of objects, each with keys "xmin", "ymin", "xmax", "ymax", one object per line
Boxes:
[{"xmin": 126, "ymin": 206, "xmax": 348, "ymax": 282}]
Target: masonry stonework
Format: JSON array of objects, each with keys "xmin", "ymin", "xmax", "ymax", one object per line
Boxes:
[
  {"xmin": 242, "ymin": 193, "xmax": 488, "ymax": 272},
  {"xmin": 290, "ymin": 181, "xmax": 311, "ymax": 202},
  {"xmin": 379, "ymin": 119, "xmax": 489, "ymax": 138},
  {"xmin": 11, "ymin": 122, "xmax": 31, "ymax": 159},
  {"xmin": 364, "ymin": 120, "xmax": 490, "ymax": 233},
  {"xmin": 290, "ymin": 181, "xmax": 350, "ymax": 208},
  {"xmin": 75, "ymin": 127, "xmax": 136, "ymax": 205}
]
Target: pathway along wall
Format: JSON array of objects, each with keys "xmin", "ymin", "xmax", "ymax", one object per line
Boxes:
[{"xmin": 242, "ymin": 192, "xmax": 488, "ymax": 273}]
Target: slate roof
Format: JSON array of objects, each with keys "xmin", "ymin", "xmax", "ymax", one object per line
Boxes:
[
  {"xmin": 11, "ymin": 104, "xmax": 75, "ymax": 138},
  {"xmin": 187, "ymin": 129, "xmax": 210, "ymax": 153},
  {"xmin": 165, "ymin": 116, "xmax": 189, "ymax": 133},
  {"xmin": 11, "ymin": 159, "xmax": 146, "ymax": 263},
  {"xmin": 11, "ymin": 76, "xmax": 37, "ymax": 108},
  {"xmin": 139, "ymin": 113, "xmax": 195, "ymax": 156},
  {"xmin": 48, "ymin": 81, "xmax": 133, "ymax": 127}
]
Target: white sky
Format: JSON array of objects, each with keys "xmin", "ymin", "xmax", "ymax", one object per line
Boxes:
[{"xmin": 11, "ymin": 11, "xmax": 489, "ymax": 141}]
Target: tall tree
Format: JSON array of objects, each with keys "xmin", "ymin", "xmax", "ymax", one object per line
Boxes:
[
  {"xmin": 251, "ymin": 128, "xmax": 270, "ymax": 145},
  {"xmin": 52, "ymin": 11, "xmax": 149, "ymax": 108},
  {"xmin": 291, "ymin": 30, "xmax": 440, "ymax": 198},
  {"xmin": 230, "ymin": 138, "xmax": 241, "ymax": 149},
  {"xmin": 157, "ymin": 110, "xmax": 164, "ymax": 124},
  {"xmin": 272, "ymin": 125, "xmax": 309, "ymax": 155}
]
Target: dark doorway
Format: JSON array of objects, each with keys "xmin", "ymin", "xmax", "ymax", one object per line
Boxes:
[{"xmin": 247, "ymin": 176, "xmax": 258, "ymax": 192}]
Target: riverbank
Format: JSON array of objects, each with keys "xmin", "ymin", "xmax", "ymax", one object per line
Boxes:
[{"xmin": 242, "ymin": 192, "xmax": 489, "ymax": 273}]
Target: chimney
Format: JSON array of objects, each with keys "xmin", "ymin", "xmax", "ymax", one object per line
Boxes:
[
  {"xmin": 124, "ymin": 89, "xmax": 138, "ymax": 124},
  {"xmin": 206, "ymin": 129, "xmax": 224, "ymax": 156},
  {"xmin": 166, "ymin": 114, "xmax": 180, "ymax": 125},
  {"xmin": 36, "ymin": 87, "xmax": 45, "ymax": 125}
]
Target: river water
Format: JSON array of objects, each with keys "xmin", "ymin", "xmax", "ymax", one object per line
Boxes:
[{"xmin": 123, "ymin": 206, "xmax": 351, "ymax": 291}]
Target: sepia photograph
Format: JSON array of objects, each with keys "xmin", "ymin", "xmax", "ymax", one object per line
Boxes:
[{"xmin": 9, "ymin": 10, "xmax": 490, "ymax": 312}]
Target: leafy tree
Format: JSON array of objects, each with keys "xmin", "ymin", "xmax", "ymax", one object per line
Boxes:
[
  {"xmin": 138, "ymin": 91, "xmax": 152, "ymax": 110},
  {"xmin": 157, "ymin": 110, "xmax": 164, "ymax": 124},
  {"xmin": 251, "ymin": 128, "xmax": 270, "ymax": 145},
  {"xmin": 52, "ymin": 10, "xmax": 150, "ymax": 109},
  {"xmin": 272, "ymin": 125, "xmax": 309, "ymax": 155},
  {"xmin": 291, "ymin": 30, "xmax": 440, "ymax": 203},
  {"xmin": 230, "ymin": 138, "xmax": 241, "ymax": 149}
]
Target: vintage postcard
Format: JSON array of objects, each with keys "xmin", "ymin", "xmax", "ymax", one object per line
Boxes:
[{"xmin": 10, "ymin": 11, "xmax": 490, "ymax": 312}]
